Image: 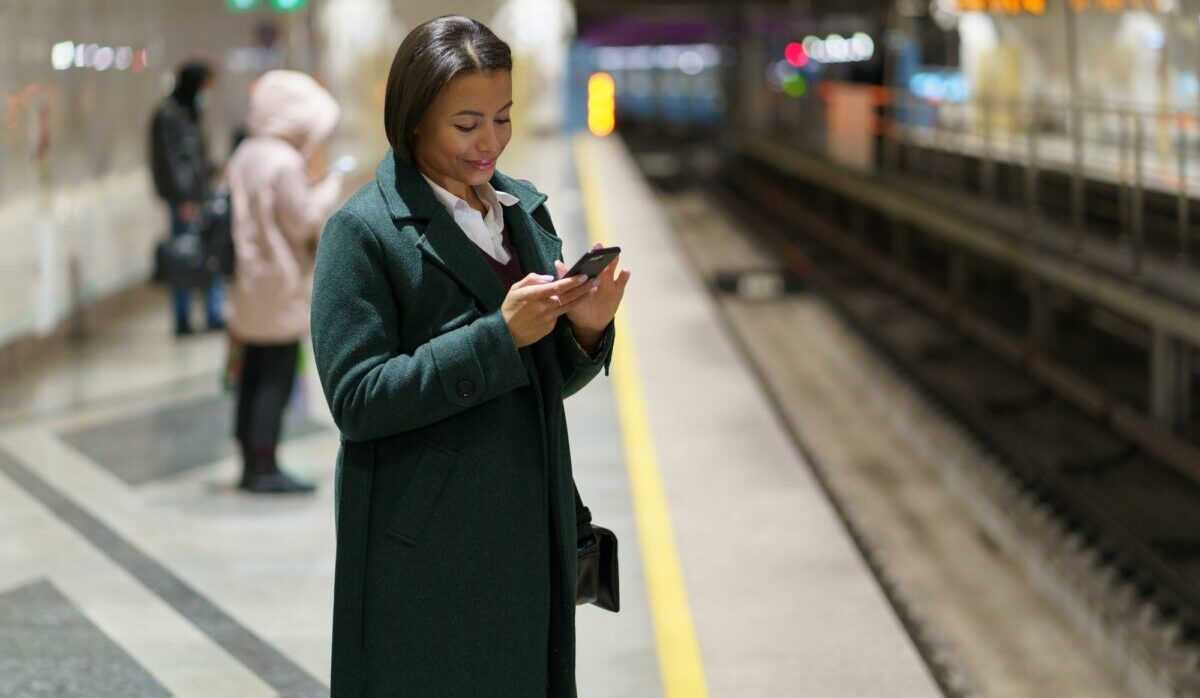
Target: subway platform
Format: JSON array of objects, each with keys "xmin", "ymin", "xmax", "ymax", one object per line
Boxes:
[{"xmin": 0, "ymin": 133, "xmax": 939, "ymax": 697}]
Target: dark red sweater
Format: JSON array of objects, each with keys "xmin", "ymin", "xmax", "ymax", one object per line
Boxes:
[{"xmin": 480, "ymin": 223, "xmax": 525, "ymax": 288}]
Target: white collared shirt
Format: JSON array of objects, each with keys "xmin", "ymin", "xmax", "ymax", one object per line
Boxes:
[{"xmin": 421, "ymin": 174, "xmax": 520, "ymax": 264}]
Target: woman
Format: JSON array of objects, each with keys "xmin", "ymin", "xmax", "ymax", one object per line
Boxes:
[
  {"xmin": 311, "ymin": 15, "xmax": 629, "ymax": 697},
  {"xmin": 226, "ymin": 70, "xmax": 343, "ymax": 493}
]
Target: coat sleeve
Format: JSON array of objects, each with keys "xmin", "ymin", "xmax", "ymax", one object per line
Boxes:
[
  {"xmin": 311, "ymin": 208, "xmax": 531, "ymax": 443},
  {"xmin": 529, "ymin": 202, "xmax": 616, "ymax": 398}
]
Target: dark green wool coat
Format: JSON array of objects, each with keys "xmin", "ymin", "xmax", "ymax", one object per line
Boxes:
[{"xmin": 311, "ymin": 151, "xmax": 614, "ymax": 698}]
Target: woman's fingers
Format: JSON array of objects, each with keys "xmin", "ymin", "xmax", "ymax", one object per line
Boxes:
[
  {"xmin": 553, "ymin": 280, "xmax": 598, "ymax": 312},
  {"xmin": 529, "ymin": 274, "xmax": 588, "ymax": 299},
  {"xmin": 511, "ymin": 272, "xmax": 555, "ymax": 291}
]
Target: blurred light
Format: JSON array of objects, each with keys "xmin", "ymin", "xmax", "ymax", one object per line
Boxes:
[
  {"xmin": 1143, "ymin": 29, "xmax": 1165, "ymax": 50},
  {"xmin": 851, "ymin": 32, "xmax": 874, "ymax": 59},
  {"xmin": 932, "ymin": 0, "xmax": 962, "ymax": 28},
  {"xmin": 783, "ymin": 73, "xmax": 807, "ymax": 98},
  {"xmin": 51, "ymin": 42, "xmax": 75, "ymax": 71},
  {"xmin": 784, "ymin": 42, "xmax": 808, "ymax": 67},
  {"xmin": 225, "ymin": 0, "xmax": 259, "ymax": 10},
  {"xmin": 909, "ymin": 70, "xmax": 970, "ymax": 103},
  {"xmin": 678, "ymin": 50, "xmax": 704, "ymax": 75},
  {"xmin": 52, "ymin": 41, "xmax": 148, "ymax": 73},
  {"xmin": 655, "ymin": 45, "xmax": 682, "ymax": 70},
  {"xmin": 115, "ymin": 47, "xmax": 133, "ymax": 71},
  {"xmin": 596, "ymin": 43, "xmax": 719, "ymax": 75},
  {"xmin": 825, "ymin": 34, "xmax": 848, "ymax": 62},
  {"xmin": 801, "ymin": 33, "xmax": 875, "ymax": 64},
  {"xmin": 270, "ymin": 0, "xmax": 308, "ymax": 11},
  {"xmin": 627, "ymin": 47, "xmax": 653, "ymax": 70},
  {"xmin": 766, "ymin": 60, "xmax": 793, "ymax": 92},
  {"xmin": 594, "ymin": 47, "xmax": 625, "ymax": 71},
  {"xmin": 587, "ymin": 72, "xmax": 616, "ymax": 137},
  {"xmin": 93, "ymin": 46, "xmax": 114, "ymax": 71}
]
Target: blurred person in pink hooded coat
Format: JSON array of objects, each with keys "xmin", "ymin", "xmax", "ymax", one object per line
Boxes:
[{"xmin": 225, "ymin": 70, "xmax": 343, "ymax": 493}]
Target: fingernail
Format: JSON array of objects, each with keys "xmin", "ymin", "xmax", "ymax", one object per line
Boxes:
[{"xmin": 589, "ymin": 286, "xmax": 598, "ymax": 294}]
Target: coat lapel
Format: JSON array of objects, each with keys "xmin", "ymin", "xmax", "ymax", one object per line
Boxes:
[
  {"xmin": 418, "ymin": 209, "xmax": 507, "ymax": 310},
  {"xmin": 494, "ymin": 172, "xmax": 562, "ymax": 278},
  {"xmin": 377, "ymin": 151, "xmax": 507, "ymax": 311}
]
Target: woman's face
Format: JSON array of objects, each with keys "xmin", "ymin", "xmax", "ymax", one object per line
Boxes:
[{"xmin": 413, "ymin": 70, "xmax": 513, "ymax": 196}]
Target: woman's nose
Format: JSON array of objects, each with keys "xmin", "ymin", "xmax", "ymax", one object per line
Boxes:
[{"xmin": 478, "ymin": 126, "xmax": 501, "ymax": 156}]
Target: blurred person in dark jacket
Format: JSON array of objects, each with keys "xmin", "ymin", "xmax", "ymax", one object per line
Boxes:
[{"xmin": 150, "ymin": 60, "xmax": 225, "ymax": 336}]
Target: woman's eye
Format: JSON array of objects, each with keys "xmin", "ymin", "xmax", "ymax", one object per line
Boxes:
[
  {"xmin": 454, "ymin": 124, "xmax": 476, "ymax": 133},
  {"xmin": 495, "ymin": 118, "xmax": 511, "ymax": 125}
]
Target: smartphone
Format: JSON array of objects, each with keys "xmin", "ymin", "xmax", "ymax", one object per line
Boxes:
[{"xmin": 564, "ymin": 246, "xmax": 621, "ymax": 279}]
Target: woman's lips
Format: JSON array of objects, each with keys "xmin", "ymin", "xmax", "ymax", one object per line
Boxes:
[{"xmin": 465, "ymin": 159, "xmax": 495, "ymax": 171}]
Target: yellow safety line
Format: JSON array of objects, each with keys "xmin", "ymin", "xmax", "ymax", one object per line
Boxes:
[{"xmin": 574, "ymin": 133, "xmax": 709, "ymax": 698}]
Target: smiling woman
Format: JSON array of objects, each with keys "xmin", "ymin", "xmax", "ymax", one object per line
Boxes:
[
  {"xmin": 311, "ymin": 14, "xmax": 629, "ymax": 698},
  {"xmin": 413, "ymin": 72, "xmax": 514, "ymax": 213}
]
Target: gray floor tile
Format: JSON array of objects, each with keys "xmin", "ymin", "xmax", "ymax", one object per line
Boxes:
[
  {"xmin": 0, "ymin": 578, "xmax": 169, "ymax": 698},
  {"xmin": 58, "ymin": 393, "xmax": 328, "ymax": 485}
]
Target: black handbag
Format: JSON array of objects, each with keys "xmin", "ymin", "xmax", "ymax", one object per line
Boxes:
[
  {"xmin": 152, "ymin": 190, "xmax": 234, "ymax": 287},
  {"xmin": 153, "ymin": 228, "xmax": 215, "ymax": 288},
  {"xmin": 575, "ymin": 488, "xmax": 619, "ymax": 612}
]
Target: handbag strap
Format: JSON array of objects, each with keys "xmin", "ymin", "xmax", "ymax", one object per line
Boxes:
[{"xmin": 574, "ymin": 485, "xmax": 593, "ymax": 544}]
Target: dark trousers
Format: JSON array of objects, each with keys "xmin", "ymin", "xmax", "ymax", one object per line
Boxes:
[{"xmin": 235, "ymin": 341, "xmax": 299, "ymax": 449}]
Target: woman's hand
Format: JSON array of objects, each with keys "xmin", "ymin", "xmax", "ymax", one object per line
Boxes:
[
  {"xmin": 502, "ymin": 273, "xmax": 593, "ymax": 348},
  {"xmin": 554, "ymin": 243, "xmax": 631, "ymax": 351}
]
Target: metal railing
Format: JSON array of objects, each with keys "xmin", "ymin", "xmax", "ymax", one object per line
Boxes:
[{"xmin": 764, "ymin": 84, "xmax": 1200, "ymax": 277}]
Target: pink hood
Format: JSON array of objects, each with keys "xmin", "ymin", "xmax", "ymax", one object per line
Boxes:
[{"xmin": 246, "ymin": 70, "xmax": 339, "ymax": 156}]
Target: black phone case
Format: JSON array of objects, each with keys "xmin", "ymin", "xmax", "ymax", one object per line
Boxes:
[{"xmin": 566, "ymin": 247, "xmax": 621, "ymax": 279}]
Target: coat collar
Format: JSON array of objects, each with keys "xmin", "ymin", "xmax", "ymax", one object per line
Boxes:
[{"xmin": 376, "ymin": 151, "xmax": 561, "ymax": 312}]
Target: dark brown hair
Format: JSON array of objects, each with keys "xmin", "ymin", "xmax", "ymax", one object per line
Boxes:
[{"xmin": 384, "ymin": 15, "xmax": 512, "ymax": 162}]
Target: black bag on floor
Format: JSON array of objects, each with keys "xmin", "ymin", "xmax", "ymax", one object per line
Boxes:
[
  {"xmin": 152, "ymin": 190, "xmax": 234, "ymax": 287},
  {"xmin": 575, "ymin": 488, "xmax": 620, "ymax": 612}
]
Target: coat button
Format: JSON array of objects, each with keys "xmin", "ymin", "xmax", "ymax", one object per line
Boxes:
[{"xmin": 456, "ymin": 379, "xmax": 474, "ymax": 399}]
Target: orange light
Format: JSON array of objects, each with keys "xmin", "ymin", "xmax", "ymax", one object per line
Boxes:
[
  {"xmin": 1022, "ymin": 0, "xmax": 1046, "ymax": 14},
  {"xmin": 587, "ymin": 72, "xmax": 616, "ymax": 137}
]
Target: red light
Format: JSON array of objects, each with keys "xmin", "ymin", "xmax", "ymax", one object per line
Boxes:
[{"xmin": 785, "ymin": 42, "xmax": 808, "ymax": 68}]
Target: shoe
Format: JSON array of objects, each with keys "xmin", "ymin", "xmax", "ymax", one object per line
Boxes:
[
  {"xmin": 205, "ymin": 320, "xmax": 226, "ymax": 332},
  {"xmin": 237, "ymin": 441, "xmax": 315, "ymax": 494},
  {"xmin": 175, "ymin": 325, "xmax": 194, "ymax": 337},
  {"xmin": 241, "ymin": 470, "xmax": 316, "ymax": 494}
]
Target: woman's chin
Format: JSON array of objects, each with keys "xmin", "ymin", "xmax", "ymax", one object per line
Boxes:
[{"xmin": 461, "ymin": 169, "xmax": 494, "ymax": 185}]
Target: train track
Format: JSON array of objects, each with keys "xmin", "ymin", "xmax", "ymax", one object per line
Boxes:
[{"xmin": 687, "ymin": 152, "xmax": 1200, "ymax": 693}]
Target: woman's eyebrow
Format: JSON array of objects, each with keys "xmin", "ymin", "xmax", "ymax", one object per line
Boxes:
[{"xmin": 451, "ymin": 101, "xmax": 514, "ymax": 117}]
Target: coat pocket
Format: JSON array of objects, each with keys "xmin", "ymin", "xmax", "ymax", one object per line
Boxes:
[{"xmin": 386, "ymin": 443, "xmax": 460, "ymax": 546}]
